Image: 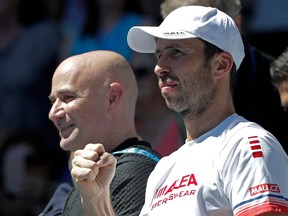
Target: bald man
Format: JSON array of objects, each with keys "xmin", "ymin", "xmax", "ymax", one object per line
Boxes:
[{"xmin": 41, "ymin": 50, "xmax": 161, "ymax": 216}]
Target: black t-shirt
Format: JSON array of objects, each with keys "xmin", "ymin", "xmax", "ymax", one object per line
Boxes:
[{"xmin": 62, "ymin": 138, "xmax": 161, "ymax": 216}]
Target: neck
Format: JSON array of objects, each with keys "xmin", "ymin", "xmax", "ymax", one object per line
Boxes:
[
  {"xmin": 106, "ymin": 120, "xmax": 139, "ymax": 152},
  {"xmin": 184, "ymin": 92, "xmax": 235, "ymax": 141}
]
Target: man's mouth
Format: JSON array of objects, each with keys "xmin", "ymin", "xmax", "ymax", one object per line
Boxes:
[
  {"xmin": 59, "ymin": 124, "xmax": 74, "ymax": 137},
  {"xmin": 159, "ymin": 80, "xmax": 177, "ymax": 92},
  {"xmin": 60, "ymin": 124, "xmax": 73, "ymax": 132}
]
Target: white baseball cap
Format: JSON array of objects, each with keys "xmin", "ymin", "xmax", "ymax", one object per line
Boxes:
[{"xmin": 127, "ymin": 6, "xmax": 245, "ymax": 70}]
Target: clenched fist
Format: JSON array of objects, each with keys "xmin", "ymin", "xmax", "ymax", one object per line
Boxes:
[{"xmin": 71, "ymin": 143, "xmax": 117, "ymax": 215}]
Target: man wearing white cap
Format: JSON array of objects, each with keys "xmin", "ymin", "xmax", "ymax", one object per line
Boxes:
[{"xmin": 71, "ymin": 6, "xmax": 288, "ymax": 216}]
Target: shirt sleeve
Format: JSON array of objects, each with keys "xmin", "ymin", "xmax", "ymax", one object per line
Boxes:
[{"xmin": 222, "ymin": 131, "xmax": 288, "ymax": 216}]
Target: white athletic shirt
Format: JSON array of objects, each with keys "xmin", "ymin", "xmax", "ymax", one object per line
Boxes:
[{"xmin": 140, "ymin": 114, "xmax": 288, "ymax": 216}]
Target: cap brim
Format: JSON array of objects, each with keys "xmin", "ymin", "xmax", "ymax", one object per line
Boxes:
[
  {"xmin": 127, "ymin": 27, "xmax": 159, "ymax": 53},
  {"xmin": 127, "ymin": 26, "xmax": 197, "ymax": 53}
]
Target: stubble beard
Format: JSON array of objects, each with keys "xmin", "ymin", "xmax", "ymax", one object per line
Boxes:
[{"xmin": 164, "ymin": 68, "xmax": 215, "ymax": 119}]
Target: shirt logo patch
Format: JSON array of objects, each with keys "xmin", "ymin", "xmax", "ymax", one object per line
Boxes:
[
  {"xmin": 250, "ymin": 183, "xmax": 280, "ymax": 196},
  {"xmin": 248, "ymin": 136, "xmax": 263, "ymax": 158},
  {"xmin": 151, "ymin": 173, "xmax": 198, "ymax": 210}
]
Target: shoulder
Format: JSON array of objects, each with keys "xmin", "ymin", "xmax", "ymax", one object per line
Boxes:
[
  {"xmin": 217, "ymin": 119, "xmax": 288, "ymax": 179},
  {"xmin": 222, "ymin": 118, "xmax": 283, "ymax": 154},
  {"xmin": 112, "ymin": 138, "xmax": 161, "ymax": 161},
  {"xmin": 112, "ymin": 140, "xmax": 161, "ymax": 178},
  {"xmin": 113, "ymin": 143, "xmax": 161, "ymax": 164},
  {"xmin": 201, "ymin": 115, "xmax": 287, "ymax": 166}
]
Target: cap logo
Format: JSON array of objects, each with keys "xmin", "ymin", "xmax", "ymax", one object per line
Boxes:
[{"xmin": 163, "ymin": 32, "xmax": 186, "ymax": 37}]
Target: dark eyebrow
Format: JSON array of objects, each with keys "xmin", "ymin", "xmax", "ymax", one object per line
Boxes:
[{"xmin": 155, "ymin": 45, "xmax": 175, "ymax": 56}]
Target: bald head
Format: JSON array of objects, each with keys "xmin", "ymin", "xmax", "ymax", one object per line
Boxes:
[
  {"xmin": 49, "ymin": 50, "xmax": 139, "ymax": 151},
  {"xmin": 53, "ymin": 50, "xmax": 138, "ymax": 109}
]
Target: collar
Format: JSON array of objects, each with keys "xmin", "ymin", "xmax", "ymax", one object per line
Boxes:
[{"xmin": 111, "ymin": 137, "xmax": 151, "ymax": 153}]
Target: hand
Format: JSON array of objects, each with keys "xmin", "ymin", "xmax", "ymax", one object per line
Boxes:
[{"xmin": 71, "ymin": 143, "xmax": 117, "ymax": 201}]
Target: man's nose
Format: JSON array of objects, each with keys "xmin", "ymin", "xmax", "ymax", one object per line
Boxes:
[{"xmin": 48, "ymin": 99, "xmax": 65, "ymax": 122}]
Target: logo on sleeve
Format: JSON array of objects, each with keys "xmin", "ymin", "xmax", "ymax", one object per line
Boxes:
[
  {"xmin": 250, "ymin": 183, "xmax": 280, "ymax": 196},
  {"xmin": 248, "ymin": 136, "xmax": 263, "ymax": 158}
]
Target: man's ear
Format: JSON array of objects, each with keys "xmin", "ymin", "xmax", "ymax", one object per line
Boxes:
[
  {"xmin": 212, "ymin": 52, "xmax": 233, "ymax": 79},
  {"xmin": 108, "ymin": 82, "xmax": 122, "ymax": 112}
]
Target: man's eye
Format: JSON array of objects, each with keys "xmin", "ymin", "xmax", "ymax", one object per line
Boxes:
[
  {"xmin": 156, "ymin": 47, "xmax": 193, "ymax": 60},
  {"xmin": 169, "ymin": 48, "xmax": 183, "ymax": 57},
  {"xmin": 64, "ymin": 95, "xmax": 74, "ymax": 102},
  {"xmin": 156, "ymin": 48, "xmax": 182, "ymax": 60},
  {"xmin": 156, "ymin": 52, "xmax": 162, "ymax": 60}
]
